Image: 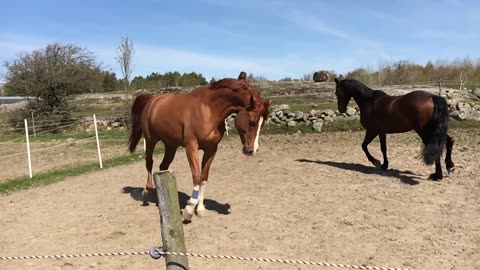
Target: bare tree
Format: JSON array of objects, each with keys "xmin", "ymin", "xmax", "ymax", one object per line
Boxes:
[
  {"xmin": 459, "ymin": 71, "xmax": 467, "ymax": 90},
  {"xmin": 115, "ymin": 36, "xmax": 135, "ymax": 128},
  {"xmin": 116, "ymin": 36, "xmax": 135, "ymax": 95}
]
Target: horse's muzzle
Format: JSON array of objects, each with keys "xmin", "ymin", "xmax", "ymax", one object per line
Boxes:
[{"xmin": 243, "ymin": 146, "xmax": 255, "ymax": 156}]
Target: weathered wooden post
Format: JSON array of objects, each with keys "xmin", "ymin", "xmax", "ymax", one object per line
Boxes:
[
  {"xmin": 154, "ymin": 170, "xmax": 189, "ymax": 270},
  {"xmin": 438, "ymin": 80, "xmax": 442, "ymax": 96}
]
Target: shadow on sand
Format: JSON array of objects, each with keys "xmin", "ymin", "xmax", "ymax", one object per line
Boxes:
[
  {"xmin": 121, "ymin": 186, "xmax": 231, "ymax": 215},
  {"xmin": 296, "ymin": 159, "xmax": 421, "ymax": 185}
]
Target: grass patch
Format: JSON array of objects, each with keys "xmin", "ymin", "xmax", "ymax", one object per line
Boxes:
[
  {"xmin": 322, "ymin": 119, "xmax": 363, "ymax": 132},
  {"xmin": 0, "ymin": 146, "xmax": 164, "ymax": 194},
  {"xmin": 449, "ymin": 118, "xmax": 480, "ymax": 129}
]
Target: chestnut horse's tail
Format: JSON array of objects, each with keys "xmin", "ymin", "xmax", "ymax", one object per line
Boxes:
[
  {"xmin": 421, "ymin": 95, "xmax": 449, "ymax": 165},
  {"xmin": 128, "ymin": 93, "xmax": 153, "ymax": 153}
]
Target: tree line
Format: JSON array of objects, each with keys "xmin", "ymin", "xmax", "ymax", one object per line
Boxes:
[
  {"xmin": 344, "ymin": 58, "xmax": 480, "ymax": 87},
  {"xmin": 130, "ymin": 71, "xmax": 207, "ymax": 90}
]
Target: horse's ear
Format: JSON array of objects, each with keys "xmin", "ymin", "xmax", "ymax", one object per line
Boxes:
[
  {"xmin": 334, "ymin": 78, "xmax": 340, "ymax": 85},
  {"xmin": 248, "ymin": 96, "xmax": 255, "ymax": 110},
  {"xmin": 264, "ymin": 99, "xmax": 273, "ymax": 107},
  {"xmin": 238, "ymin": 71, "xmax": 247, "ymax": 80}
]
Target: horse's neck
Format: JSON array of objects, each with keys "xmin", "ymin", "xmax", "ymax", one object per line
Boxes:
[
  {"xmin": 206, "ymin": 91, "xmax": 245, "ymax": 122},
  {"xmin": 351, "ymin": 86, "xmax": 374, "ymax": 107}
]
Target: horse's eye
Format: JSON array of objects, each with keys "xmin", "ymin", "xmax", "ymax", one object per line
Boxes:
[{"xmin": 249, "ymin": 121, "xmax": 256, "ymax": 127}]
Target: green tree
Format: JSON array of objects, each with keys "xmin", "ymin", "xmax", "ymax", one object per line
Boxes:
[
  {"xmin": 3, "ymin": 42, "xmax": 102, "ymax": 117},
  {"xmin": 103, "ymin": 71, "xmax": 118, "ymax": 92}
]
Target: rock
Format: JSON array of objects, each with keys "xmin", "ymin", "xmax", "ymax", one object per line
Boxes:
[
  {"xmin": 345, "ymin": 107, "xmax": 356, "ymax": 116},
  {"xmin": 323, "ymin": 109, "xmax": 335, "ymax": 116},
  {"xmin": 448, "ymin": 98, "xmax": 460, "ymax": 108},
  {"xmin": 324, "ymin": 115, "xmax": 334, "ymax": 122},
  {"xmin": 303, "ymin": 113, "xmax": 310, "ymax": 122},
  {"xmin": 97, "ymin": 120, "xmax": 108, "ymax": 127},
  {"xmin": 272, "ymin": 117, "xmax": 282, "ymax": 124},
  {"xmin": 287, "ymin": 112, "xmax": 296, "ymax": 118},
  {"xmin": 312, "ymin": 122, "xmax": 323, "ymax": 132},
  {"xmin": 313, "ymin": 70, "xmax": 331, "ymax": 82},
  {"xmin": 294, "ymin": 111, "xmax": 304, "ymax": 121},
  {"xmin": 457, "ymin": 102, "xmax": 471, "ymax": 112},
  {"xmin": 458, "ymin": 112, "xmax": 468, "ymax": 120},
  {"xmin": 112, "ymin": 122, "xmax": 122, "ymax": 128},
  {"xmin": 287, "ymin": 120, "xmax": 297, "ymax": 127},
  {"xmin": 66, "ymin": 138, "xmax": 76, "ymax": 146},
  {"xmin": 473, "ymin": 89, "xmax": 480, "ymax": 99},
  {"xmin": 271, "ymin": 104, "xmax": 290, "ymax": 112},
  {"xmin": 467, "ymin": 93, "xmax": 480, "ymax": 101},
  {"xmin": 275, "ymin": 111, "xmax": 284, "ymax": 118}
]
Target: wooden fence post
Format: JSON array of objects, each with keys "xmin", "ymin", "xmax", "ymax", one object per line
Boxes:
[
  {"xmin": 154, "ymin": 171, "xmax": 189, "ymax": 270},
  {"xmin": 438, "ymin": 80, "xmax": 442, "ymax": 96}
]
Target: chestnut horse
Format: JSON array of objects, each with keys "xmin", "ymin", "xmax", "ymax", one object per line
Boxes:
[
  {"xmin": 334, "ymin": 78, "xmax": 455, "ymax": 180},
  {"xmin": 128, "ymin": 74, "xmax": 271, "ymax": 221}
]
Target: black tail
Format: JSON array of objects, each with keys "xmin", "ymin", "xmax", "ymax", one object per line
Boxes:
[
  {"xmin": 421, "ymin": 95, "xmax": 449, "ymax": 165},
  {"xmin": 128, "ymin": 93, "xmax": 153, "ymax": 153}
]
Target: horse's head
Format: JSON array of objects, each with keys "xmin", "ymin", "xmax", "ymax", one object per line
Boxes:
[
  {"xmin": 235, "ymin": 98, "xmax": 272, "ymax": 155},
  {"xmin": 233, "ymin": 71, "xmax": 272, "ymax": 155},
  {"xmin": 334, "ymin": 78, "xmax": 352, "ymax": 113}
]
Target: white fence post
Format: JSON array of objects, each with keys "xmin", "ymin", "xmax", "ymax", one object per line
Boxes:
[
  {"xmin": 93, "ymin": 114, "xmax": 103, "ymax": 169},
  {"xmin": 24, "ymin": 119, "xmax": 32, "ymax": 178}
]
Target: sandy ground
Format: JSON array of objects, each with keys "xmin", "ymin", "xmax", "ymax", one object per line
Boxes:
[{"xmin": 0, "ymin": 130, "xmax": 479, "ymax": 270}]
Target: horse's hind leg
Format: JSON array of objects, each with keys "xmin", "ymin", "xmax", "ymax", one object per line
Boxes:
[
  {"xmin": 445, "ymin": 134, "xmax": 455, "ymax": 174},
  {"xmin": 143, "ymin": 138, "xmax": 159, "ymax": 197},
  {"xmin": 428, "ymin": 157, "xmax": 443, "ymax": 181},
  {"xmin": 379, "ymin": 132, "xmax": 389, "ymax": 170},
  {"xmin": 362, "ymin": 130, "xmax": 381, "ymax": 168},
  {"xmin": 159, "ymin": 145, "xmax": 178, "ymax": 170}
]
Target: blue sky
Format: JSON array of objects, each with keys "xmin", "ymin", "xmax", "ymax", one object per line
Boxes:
[{"xmin": 2, "ymin": 0, "xmax": 479, "ymax": 81}]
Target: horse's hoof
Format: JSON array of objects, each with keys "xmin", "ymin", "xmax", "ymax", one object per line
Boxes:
[
  {"xmin": 196, "ymin": 208, "xmax": 207, "ymax": 218},
  {"xmin": 380, "ymin": 163, "xmax": 389, "ymax": 170},
  {"xmin": 447, "ymin": 166, "xmax": 455, "ymax": 174},
  {"xmin": 142, "ymin": 188, "xmax": 153, "ymax": 197},
  {"xmin": 428, "ymin": 173, "xmax": 443, "ymax": 181},
  {"xmin": 182, "ymin": 206, "xmax": 194, "ymax": 221},
  {"xmin": 372, "ymin": 160, "xmax": 381, "ymax": 168}
]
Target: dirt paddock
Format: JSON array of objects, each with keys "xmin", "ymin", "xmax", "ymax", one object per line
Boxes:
[{"xmin": 1, "ymin": 130, "xmax": 479, "ymax": 270}]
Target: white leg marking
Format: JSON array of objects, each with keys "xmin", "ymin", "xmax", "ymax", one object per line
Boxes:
[
  {"xmin": 183, "ymin": 185, "xmax": 200, "ymax": 220},
  {"xmin": 253, "ymin": 116, "xmax": 263, "ymax": 153},
  {"xmin": 196, "ymin": 181, "xmax": 207, "ymax": 217}
]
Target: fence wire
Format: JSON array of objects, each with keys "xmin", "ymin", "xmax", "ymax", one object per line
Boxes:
[{"xmin": 0, "ymin": 247, "xmax": 413, "ymax": 270}]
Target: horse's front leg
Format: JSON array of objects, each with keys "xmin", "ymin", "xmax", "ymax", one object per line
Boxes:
[
  {"xmin": 196, "ymin": 144, "xmax": 218, "ymax": 218},
  {"xmin": 362, "ymin": 130, "xmax": 380, "ymax": 168},
  {"xmin": 379, "ymin": 132, "xmax": 389, "ymax": 170},
  {"xmin": 183, "ymin": 142, "xmax": 202, "ymax": 221}
]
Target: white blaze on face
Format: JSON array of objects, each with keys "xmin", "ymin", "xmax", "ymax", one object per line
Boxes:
[{"xmin": 253, "ymin": 116, "xmax": 263, "ymax": 153}]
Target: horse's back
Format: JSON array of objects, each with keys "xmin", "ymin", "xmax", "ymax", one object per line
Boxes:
[{"xmin": 370, "ymin": 91, "xmax": 435, "ymax": 133}]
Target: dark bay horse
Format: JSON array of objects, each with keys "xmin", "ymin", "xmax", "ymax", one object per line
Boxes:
[
  {"xmin": 128, "ymin": 74, "xmax": 271, "ymax": 221},
  {"xmin": 334, "ymin": 78, "xmax": 455, "ymax": 180}
]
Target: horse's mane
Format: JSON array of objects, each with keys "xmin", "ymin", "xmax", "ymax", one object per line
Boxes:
[
  {"xmin": 210, "ymin": 78, "xmax": 252, "ymax": 92},
  {"xmin": 340, "ymin": 79, "xmax": 386, "ymax": 99}
]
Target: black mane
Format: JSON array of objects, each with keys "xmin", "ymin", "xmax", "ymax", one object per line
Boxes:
[{"xmin": 340, "ymin": 79, "xmax": 387, "ymax": 101}]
